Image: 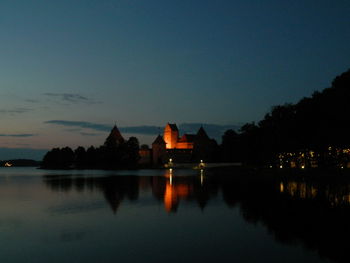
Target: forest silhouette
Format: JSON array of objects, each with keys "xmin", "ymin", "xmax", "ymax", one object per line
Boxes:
[
  {"xmin": 220, "ymin": 68, "xmax": 350, "ymax": 166},
  {"xmin": 41, "ymin": 135, "xmax": 140, "ymax": 169}
]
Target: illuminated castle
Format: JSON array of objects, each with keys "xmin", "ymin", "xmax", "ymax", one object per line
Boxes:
[
  {"xmin": 163, "ymin": 123, "xmax": 197, "ymax": 149},
  {"xmin": 150, "ymin": 123, "xmax": 217, "ymax": 165},
  {"xmin": 105, "ymin": 123, "xmax": 217, "ymax": 166}
]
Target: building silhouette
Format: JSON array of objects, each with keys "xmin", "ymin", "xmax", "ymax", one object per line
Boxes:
[
  {"xmin": 105, "ymin": 123, "xmax": 217, "ymax": 166},
  {"xmin": 104, "ymin": 125, "xmax": 125, "ymax": 146},
  {"xmin": 149, "ymin": 123, "xmax": 217, "ymax": 165}
]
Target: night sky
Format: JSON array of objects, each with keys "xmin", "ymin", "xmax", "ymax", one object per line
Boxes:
[{"xmin": 0, "ymin": 0, "xmax": 349, "ymax": 159}]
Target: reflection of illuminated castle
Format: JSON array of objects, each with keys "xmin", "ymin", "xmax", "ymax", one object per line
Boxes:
[
  {"xmin": 150, "ymin": 123, "xmax": 218, "ymax": 165},
  {"xmin": 151, "ymin": 169, "xmax": 208, "ymax": 213}
]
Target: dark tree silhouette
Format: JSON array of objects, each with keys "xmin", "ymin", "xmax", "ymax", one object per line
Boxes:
[
  {"xmin": 42, "ymin": 147, "xmax": 74, "ymax": 169},
  {"xmin": 220, "ymin": 68, "xmax": 350, "ymax": 166},
  {"xmin": 220, "ymin": 129, "xmax": 240, "ymax": 162},
  {"xmin": 74, "ymin": 146, "xmax": 87, "ymax": 168},
  {"xmin": 42, "ymin": 136, "xmax": 140, "ymax": 169}
]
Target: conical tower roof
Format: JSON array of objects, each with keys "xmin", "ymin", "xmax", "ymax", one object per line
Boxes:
[
  {"xmin": 152, "ymin": 135, "xmax": 166, "ymax": 145},
  {"xmin": 196, "ymin": 126, "xmax": 209, "ymax": 140},
  {"xmin": 166, "ymin": 123, "xmax": 178, "ymax": 131},
  {"xmin": 105, "ymin": 125, "xmax": 124, "ymax": 146}
]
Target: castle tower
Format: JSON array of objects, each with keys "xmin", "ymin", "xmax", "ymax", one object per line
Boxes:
[
  {"xmin": 163, "ymin": 123, "xmax": 179, "ymax": 149},
  {"xmin": 193, "ymin": 126, "xmax": 217, "ymax": 162},
  {"xmin": 152, "ymin": 135, "xmax": 167, "ymax": 165},
  {"xmin": 196, "ymin": 126, "xmax": 209, "ymax": 140},
  {"xmin": 104, "ymin": 125, "xmax": 125, "ymax": 147}
]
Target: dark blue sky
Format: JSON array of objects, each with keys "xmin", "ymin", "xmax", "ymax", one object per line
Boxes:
[{"xmin": 0, "ymin": 0, "xmax": 349, "ymax": 156}]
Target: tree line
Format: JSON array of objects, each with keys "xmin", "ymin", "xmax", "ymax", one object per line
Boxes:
[
  {"xmin": 220, "ymin": 68, "xmax": 350, "ymax": 167},
  {"xmin": 41, "ymin": 136, "xmax": 140, "ymax": 169}
]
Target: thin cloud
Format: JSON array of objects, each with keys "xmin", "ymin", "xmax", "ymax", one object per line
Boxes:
[
  {"xmin": 0, "ymin": 133, "xmax": 37, "ymax": 137},
  {"xmin": 43, "ymin": 93, "xmax": 100, "ymax": 104},
  {"xmin": 45, "ymin": 120, "xmax": 160, "ymax": 134},
  {"xmin": 45, "ymin": 120, "xmax": 111, "ymax": 131},
  {"xmin": 0, "ymin": 107, "xmax": 32, "ymax": 114}
]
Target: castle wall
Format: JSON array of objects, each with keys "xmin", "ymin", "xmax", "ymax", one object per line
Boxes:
[
  {"xmin": 164, "ymin": 124, "xmax": 179, "ymax": 149},
  {"xmin": 139, "ymin": 149, "xmax": 151, "ymax": 164},
  {"xmin": 167, "ymin": 149, "xmax": 193, "ymax": 163},
  {"xmin": 152, "ymin": 144, "xmax": 168, "ymax": 165},
  {"xmin": 176, "ymin": 142, "xmax": 194, "ymax": 149}
]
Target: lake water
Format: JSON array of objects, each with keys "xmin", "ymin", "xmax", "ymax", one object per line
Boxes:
[{"xmin": 0, "ymin": 167, "xmax": 348, "ymax": 263}]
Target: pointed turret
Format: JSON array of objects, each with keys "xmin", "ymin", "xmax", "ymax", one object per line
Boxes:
[
  {"xmin": 196, "ymin": 126, "xmax": 209, "ymax": 140},
  {"xmin": 152, "ymin": 135, "xmax": 166, "ymax": 146},
  {"xmin": 193, "ymin": 126, "xmax": 218, "ymax": 162},
  {"xmin": 104, "ymin": 125, "xmax": 125, "ymax": 146}
]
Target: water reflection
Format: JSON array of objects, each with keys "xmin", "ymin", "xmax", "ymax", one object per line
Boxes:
[
  {"xmin": 43, "ymin": 170, "xmax": 217, "ymax": 213},
  {"xmin": 220, "ymin": 174, "xmax": 350, "ymax": 263},
  {"xmin": 279, "ymin": 180, "xmax": 350, "ymax": 207},
  {"xmin": 152, "ymin": 169, "xmax": 216, "ymax": 212},
  {"xmin": 44, "ymin": 175, "xmax": 139, "ymax": 213},
  {"xmin": 43, "ymin": 170, "xmax": 350, "ymax": 263}
]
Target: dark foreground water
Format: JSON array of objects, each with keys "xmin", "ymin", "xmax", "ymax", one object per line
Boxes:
[{"xmin": 1, "ymin": 167, "xmax": 349, "ymax": 263}]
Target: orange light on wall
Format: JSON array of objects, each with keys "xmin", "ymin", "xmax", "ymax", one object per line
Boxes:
[
  {"xmin": 175, "ymin": 142, "xmax": 194, "ymax": 149},
  {"xmin": 164, "ymin": 124, "xmax": 179, "ymax": 149}
]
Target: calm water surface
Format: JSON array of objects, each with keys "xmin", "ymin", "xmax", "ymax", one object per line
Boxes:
[{"xmin": 0, "ymin": 167, "xmax": 348, "ymax": 263}]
